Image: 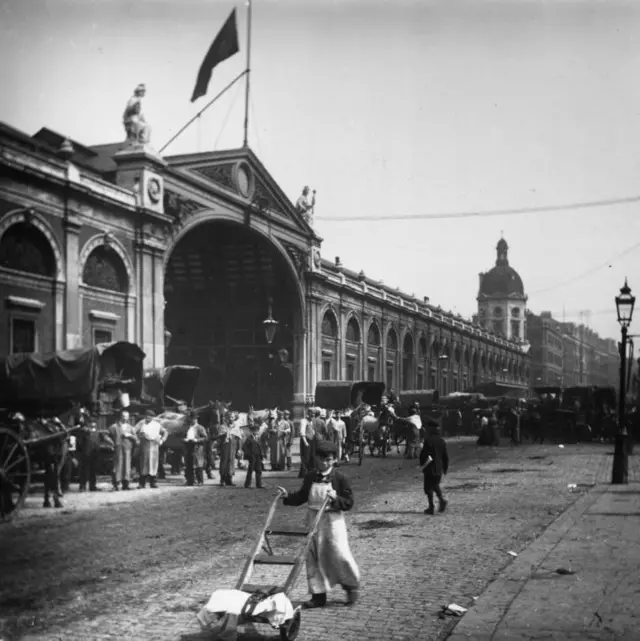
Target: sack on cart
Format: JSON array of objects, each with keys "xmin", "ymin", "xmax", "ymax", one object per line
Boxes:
[{"xmin": 197, "ymin": 587, "xmax": 294, "ymax": 640}]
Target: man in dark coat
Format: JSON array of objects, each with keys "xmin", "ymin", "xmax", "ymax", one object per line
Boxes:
[
  {"xmin": 78, "ymin": 417, "xmax": 104, "ymax": 492},
  {"xmin": 243, "ymin": 422, "xmax": 264, "ymax": 488},
  {"xmin": 419, "ymin": 420, "xmax": 449, "ymax": 515}
]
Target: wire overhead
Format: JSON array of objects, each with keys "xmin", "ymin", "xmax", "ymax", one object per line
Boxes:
[
  {"xmin": 315, "ymin": 195, "xmax": 640, "ymax": 222},
  {"xmin": 528, "ymin": 239, "xmax": 640, "ymax": 295}
]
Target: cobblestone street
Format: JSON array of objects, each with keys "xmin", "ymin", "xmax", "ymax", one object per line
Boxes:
[{"xmin": 1, "ymin": 440, "xmax": 636, "ymax": 641}]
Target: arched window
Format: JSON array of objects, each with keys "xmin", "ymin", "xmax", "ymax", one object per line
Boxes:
[
  {"xmin": 386, "ymin": 328, "xmax": 398, "ymax": 351},
  {"xmin": 367, "ymin": 322, "xmax": 380, "ymax": 346},
  {"xmin": 418, "ymin": 336, "xmax": 427, "ymax": 360},
  {"xmin": 0, "ymin": 222, "xmax": 56, "ymax": 277},
  {"xmin": 346, "ymin": 317, "xmax": 360, "ymax": 342},
  {"xmin": 402, "ymin": 333, "xmax": 415, "ymax": 390},
  {"xmin": 83, "ymin": 246, "xmax": 128, "ymax": 293},
  {"xmin": 321, "ymin": 310, "xmax": 338, "ymax": 338},
  {"xmin": 403, "ymin": 333, "xmax": 414, "ymax": 357}
]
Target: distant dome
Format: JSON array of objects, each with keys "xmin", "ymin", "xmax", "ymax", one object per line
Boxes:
[{"xmin": 478, "ymin": 238, "xmax": 525, "ymax": 299}]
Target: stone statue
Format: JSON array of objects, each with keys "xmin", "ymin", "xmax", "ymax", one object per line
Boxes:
[
  {"xmin": 295, "ymin": 185, "xmax": 316, "ymax": 226},
  {"xmin": 123, "ymin": 83, "xmax": 151, "ymax": 146}
]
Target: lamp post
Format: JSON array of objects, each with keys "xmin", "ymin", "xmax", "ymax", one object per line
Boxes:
[
  {"xmin": 612, "ymin": 279, "xmax": 635, "ymax": 485},
  {"xmin": 438, "ymin": 354, "xmax": 448, "ymax": 395},
  {"xmin": 263, "ymin": 297, "xmax": 279, "ymax": 345}
]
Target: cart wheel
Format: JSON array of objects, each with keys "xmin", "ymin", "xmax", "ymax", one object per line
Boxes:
[
  {"xmin": 280, "ymin": 607, "xmax": 301, "ymax": 641},
  {"xmin": 0, "ymin": 427, "xmax": 30, "ymax": 522}
]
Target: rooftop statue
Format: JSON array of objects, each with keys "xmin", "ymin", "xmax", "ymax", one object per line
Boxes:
[
  {"xmin": 295, "ymin": 185, "xmax": 316, "ymax": 226},
  {"xmin": 123, "ymin": 83, "xmax": 151, "ymax": 146}
]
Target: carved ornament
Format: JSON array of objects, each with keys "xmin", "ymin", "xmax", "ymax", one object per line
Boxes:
[
  {"xmin": 193, "ymin": 163, "xmax": 235, "ymax": 192},
  {"xmin": 282, "ymin": 242, "xmax": 308, "ymax": 279},
  {"xmin": 163, "ymin": 189, "xmax": 205, "ymax": 228}
]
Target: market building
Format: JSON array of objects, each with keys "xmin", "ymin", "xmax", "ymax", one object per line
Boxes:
[{"xmin": 0, "ymin": 103, "xmax": 530, "ymax": 418}]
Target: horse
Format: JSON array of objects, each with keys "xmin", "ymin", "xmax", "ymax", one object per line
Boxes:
[
  {"xmin": 229, "ymin": 407, "xmax": 276, "ymax": 455},
  {"xmin": 389, "ymin": 409, "xmax": 425, "ymax": 459},
  {"xmin": 350, "ymin": 403, "xmax": 393, "ymax": 457},
  {"xmin": 10, "ymin": 403, "xmax": 88, "ymax": 508},
  {"xmin": 151, "ymin": 401, "xmax": 229, "ymax": 477}
]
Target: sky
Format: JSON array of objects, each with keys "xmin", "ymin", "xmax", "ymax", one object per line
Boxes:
[{"xmin": 1, "ymin": 0, "xmax": 640, "ymax": 343}]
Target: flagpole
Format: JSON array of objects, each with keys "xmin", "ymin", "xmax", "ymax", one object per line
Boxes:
[
  {"xmin": 160, "ymin": 70, "xmax": 247, "ymax": 154},
  {"xmin": 242, "ymin": 0, "xmax": 253, "ymax": 148}
]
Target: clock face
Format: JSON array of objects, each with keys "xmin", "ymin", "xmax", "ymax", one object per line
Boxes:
[
  {"xmin": 147, "ymin": 177, "xmax": 161, "ymax": 203},
  {"xmin": 237, "ymin": 165, "xmax": 251, "ymax": 197}
]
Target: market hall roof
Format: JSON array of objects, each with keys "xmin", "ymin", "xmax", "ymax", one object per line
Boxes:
[{"xmin": 477, "ymin": 238, "xmax": 526, "ymax": 300}]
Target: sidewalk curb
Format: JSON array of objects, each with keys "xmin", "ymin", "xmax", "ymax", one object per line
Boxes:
[{"xmin": 446, "ymin": 484, "xmax": 607, "ymax": 641}]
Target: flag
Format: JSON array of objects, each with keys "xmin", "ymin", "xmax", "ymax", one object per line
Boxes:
[{"xmin": 191, "ymin": 8, "xmax": 240, "ymax": 103}]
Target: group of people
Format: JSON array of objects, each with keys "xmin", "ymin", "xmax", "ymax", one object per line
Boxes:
[
  {"xmin": 65, "ymin": 397, "xmax": 452, "ymax": 616},
  {"xmin": 64, "ymin": 409, "xmax": 170, "ymax": 492}
]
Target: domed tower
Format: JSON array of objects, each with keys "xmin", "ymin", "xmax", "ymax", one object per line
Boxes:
[{"xmin": 476, "ymin": 237, "xmax": 527, "ymax": 341}]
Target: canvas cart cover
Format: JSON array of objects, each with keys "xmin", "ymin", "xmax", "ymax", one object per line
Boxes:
[
  {"xmin": 465, "ymin": 381, "xmax": 527, "ymax": 398},
  {"xmin": 314, "ymin": 381, "xmax": 386, "ymax": 410},
  {"xmin": 141, "ymin": 365, "xmax": 200, "ymax": 406},
  {"xmin": 0, "ymin": 341, "xmax": 145, "ymax": 404},
  {"xmin": 398, "ymin": 389, "xmax": 440, "ymax": 408}
]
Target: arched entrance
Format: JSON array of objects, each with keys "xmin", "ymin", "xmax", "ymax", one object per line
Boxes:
[{"xmin": 164, "ymin": 220, "xmax": 302, "ymax": 410}]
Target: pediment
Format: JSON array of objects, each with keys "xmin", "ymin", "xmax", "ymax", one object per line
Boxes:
[{"xmin": 166, "ymin": 147, "xmax": 314, "ymax": 238}]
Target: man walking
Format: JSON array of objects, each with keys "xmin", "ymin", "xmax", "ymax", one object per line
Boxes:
[
  {"xmin": 109, "ymin": 409, "xmax": 138, "ymax": 491},
  {"xmin": 327, "ymin": 410, "xmax": 347, "ymax": 465},
  {"xmin": 419, "ymin": 421, "xmax": 449, "ymax": 515},
  {"xmin": 135, "ymin": 410, "xmax": 167, "ymax": 489}
]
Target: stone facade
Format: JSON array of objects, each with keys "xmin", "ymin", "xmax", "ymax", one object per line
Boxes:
[
  {"xmin": 527, "ymin": 311, "xmax": 564, "ymax": 387},
  {"xmin": 525, "ymin": 310, "xmax": 620, "ymax": 390},
  {"xmin": 0, "ymin": 121, "xmax": 529, "ymax": 418}
]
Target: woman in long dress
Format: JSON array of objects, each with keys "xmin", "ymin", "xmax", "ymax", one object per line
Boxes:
[{"xmin": 277, "ymin": 440, "xmax": 361, "ymax": 608}]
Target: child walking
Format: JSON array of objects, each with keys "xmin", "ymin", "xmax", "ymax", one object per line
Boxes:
[
  {"xmin": 277, "ymin": 440, "xmax": 360, "ymax": 609},
  {"xmin": 419, "ymin": 420, "xmax": 449, "ymax": 515}
]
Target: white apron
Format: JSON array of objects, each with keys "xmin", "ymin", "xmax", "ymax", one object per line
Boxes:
[{"xmin": 305, "ymin": 481, "xmax": 361, "ymax": 594}]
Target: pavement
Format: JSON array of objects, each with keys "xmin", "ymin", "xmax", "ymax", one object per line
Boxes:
[
  {"xmin": 447, "ymin": 456, "xmax": 640, "ymax": 641},
  {"xmin": 0, "ymin": 439, "xmax": 639, "ymax": 641}
]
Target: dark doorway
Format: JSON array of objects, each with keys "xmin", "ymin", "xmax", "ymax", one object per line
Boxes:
[{"xmin": 164, "ymin": 221, "xmax": 299, "ymax": 410}]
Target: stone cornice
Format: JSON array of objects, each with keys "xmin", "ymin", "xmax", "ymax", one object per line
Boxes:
[{"xmin": 1, "ymin": 142, "xmax": 137, "ymax": 213}]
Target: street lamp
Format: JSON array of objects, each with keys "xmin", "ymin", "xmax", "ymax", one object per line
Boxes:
[
  {"xmin": 612, "ymin": 279, "xmax": 635, "ymax": 485},
  {"xmin": 263, "ymin": 297, "xmax": 279, "ymax": 345}
]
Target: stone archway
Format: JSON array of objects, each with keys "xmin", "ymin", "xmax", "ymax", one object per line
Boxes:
[{"xmin": 163, "ymin": 220, "xmax": 304, "ymax": 410}]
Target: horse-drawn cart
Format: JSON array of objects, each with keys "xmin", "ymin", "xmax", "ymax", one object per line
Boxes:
[
  {"xmin": 0, "ymin": 341, "xmax": 145, "ymax": 521},
  {"xmin": 313, "ymin": 381, "xmax": 386, "ymax": 465}
]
